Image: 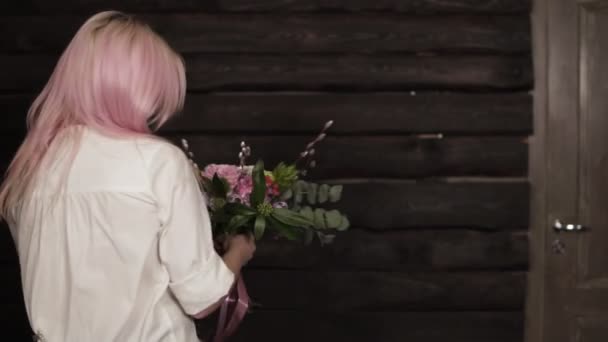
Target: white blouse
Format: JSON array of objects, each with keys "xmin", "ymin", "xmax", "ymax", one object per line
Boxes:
[{"xmin": 9, "ymin": 127, "xmax": 235, "ymax": 342}]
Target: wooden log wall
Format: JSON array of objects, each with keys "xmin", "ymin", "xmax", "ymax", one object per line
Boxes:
[{"xmin": 0, "ymin": 1, "xmax": 532, "ymax": 341}]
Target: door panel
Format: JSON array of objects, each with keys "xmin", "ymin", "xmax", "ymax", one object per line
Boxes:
[
  {"xmin": 572, "ymin": 316, "xmax": 608, "ymax": 341},
  {"xmin": 540, "ymin": 0, "xmax": 608, "ymax": 341},
  {"xmin": 579, "ymin": 2, "xmax": 608, "ymax": 285},
  {"xmin": 543, "ymin": 0, "xmax": 581, "ymax": 338}
]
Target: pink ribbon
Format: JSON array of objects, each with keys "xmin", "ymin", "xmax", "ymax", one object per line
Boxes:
[{"xmin": 213, "ymin": 277, "xmax": 250, "ymax": 342}]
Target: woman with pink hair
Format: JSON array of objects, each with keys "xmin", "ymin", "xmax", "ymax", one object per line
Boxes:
[{"xmin": 0, "ymin": 11, "xmax": 255, "ymax": 342}]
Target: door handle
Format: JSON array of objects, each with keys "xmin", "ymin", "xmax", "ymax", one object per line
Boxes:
[
  {"xmin": 551, "ymin": 220, "xmax": 589, "ymax": 255},
  {"xmin": 553, "ymin": 219, "xmax": 588, "ymax": 232}
]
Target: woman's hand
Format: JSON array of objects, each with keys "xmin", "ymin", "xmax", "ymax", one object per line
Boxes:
[
  {"xmin": 222, "ymin": 234, "xmax": 256, "ymax": 275},
  {"xmin": 192, "ymin": 234, "xmax": 255, "ymax": 320},
  {"xmin": 226, "ymin": 234, "xmax": 256, "ymax": 264}
]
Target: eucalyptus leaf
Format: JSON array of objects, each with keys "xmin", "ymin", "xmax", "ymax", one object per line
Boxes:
[
  {"xmin": 313, "ymin": 208, "xmax": 326, "ymax": 229},
  {"xmin": 250, "ymin": 160, "xmax": 266, "ymax": 207},
  {"xmin": 293, "ymin": 181, "xmax": 305, "ymax": 204},
  {"xmin": 299, "ymin": 206, "xmax": 314, "ymax": 221},
  {"xmin": 254, "ymin": 215, "xmax": 266, "ymax": 240},
  {"xmin": 329, "ymin": 185, "xmax": 343, "ymax": 203},
  {"xmin": 280, "ymin": 188, "xmax": 293, "ymax": 201},
  {"xmin": 272, "ymin": 208, "xmax": 314, "ymax": 228},
  {"xmin": 337, "ymin": 215, "xmax": 350, "ymax": 231},
  {"xmin": 318, "ymin": 184, "xmax": 330, "ymax": 204},
  {"xmin": 325, "ymin": 209, "xmax": 343, "ymax": 229},
  {"xmin": 306, "ymin": 183, "xmax": 318, "ymax": 205},
  {"xmin": 318, "ymin": 233, "xmax": 336, "ymax": 245}
]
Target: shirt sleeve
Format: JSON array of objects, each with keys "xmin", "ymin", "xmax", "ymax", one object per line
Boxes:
[{"xmin": 147, "ymin": 142, "xmax": 235, "ymax": 315}]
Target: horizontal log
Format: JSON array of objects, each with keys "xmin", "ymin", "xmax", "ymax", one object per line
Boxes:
[
  {"xmin": 0, "ymin": 226, "xmax": 529, "ymax": 273},
  {"xmin": 0, "ymin": 131, "xmax": 25, "ymax": 168},
  {"xmin": 0, "ymin": 265, "xmax": 31, "ymax": 338},
  {"xmin": 0, "ymin": 226, "xmax": 531, "ymax": 272},
  {"xmin": 0, "ymin": 15, "xmax": 530, "ymax": 53},
  {"xmin": 241, "ymin": 270, "xmax": 525, "ymax": 310},
  {"xmin": 0, "ymin": 54, "xmax": 533, "ymax": 91},
  {"xmin": 0, "ymin": 136, "xmax": 528, "ymax": 229},
  {"xmin": 170, "ymin": 135, "xmax": 527, "ymax": 177},
  {"xmin": 0, "ymin": 131, "xmax": 529, "ymax": 179},
  {"xmin": 251, "ymin": 230, "xmax": 528, "ymax": 271},
  {"xmin": 168, "ymin": 92, "xmax": 533, "ymax": 134},
  {"xmin": 0, "ymin": 225, "xmax": 17, "ymax": 264},
  {"xmin": 1, "ymin": 220, "xmax": 530, "ymax": 272},
  {"xmin": 330, "ymin": 180, "xmax": 528, "ymax": 229},
  {"xmin": 1, "ymin": 92, "xmax": 534, "ymax": 134},
  {"xmin": 186, "ymin": 54, "xmax": 533, "ymax": 91},
  {"xmin": 0, "ymin": 55, "xmax": 57, "ymax": 92},
  {"xmin": 0, "ymin": 265, "xmax": 26, "ymax": 314},
  {"xmin": 222, "ymin": 311, "xmax": 523, "ymax": 342},
  {"xmin": 0, "ymin": 303, "xmax": 29, "ymax": 338},
  {"xmin": 0, "ymin": 0, "xmax": 531, "ymax": 14},
  {"xmin": 0, "ymin": 135, "xmax": 23, "ymax": 173},
  {"xmin": 0, "ymin": 264, "xmax": 524, "ymax": 311},
  {"xmin": 201, "ymin": 0, "xmax": 531, "ymax": 13},
  {"xmin": 1, "ymin": 95, "xmax": 31, "ymax": 133}
]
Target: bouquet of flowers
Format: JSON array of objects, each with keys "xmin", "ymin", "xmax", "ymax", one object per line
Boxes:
[{"xmin": 181, "ymin": 120, "xmax": 349, "ymax": 341}]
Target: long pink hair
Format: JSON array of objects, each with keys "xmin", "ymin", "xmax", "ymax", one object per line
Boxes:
[{"xmin": 0, "ymin": 11, "xmax": 186, "ymax": 220}]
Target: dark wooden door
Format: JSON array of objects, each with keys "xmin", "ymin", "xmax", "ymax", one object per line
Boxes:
[{"xmin": 541, "ymin": 0, "xmax": 608, "ymax": 340}]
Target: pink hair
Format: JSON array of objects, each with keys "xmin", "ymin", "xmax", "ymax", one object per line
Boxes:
[{"xmin": 0, "ymin": 11, "xmax": 186, "ymax": 220}]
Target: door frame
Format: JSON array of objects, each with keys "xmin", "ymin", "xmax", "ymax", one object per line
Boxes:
[{"xmin": 527, "ymin": 0, "xmax": 549, "ymax": 340}]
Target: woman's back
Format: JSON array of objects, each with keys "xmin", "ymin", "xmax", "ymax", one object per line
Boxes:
[
  {"xmin": 0, "ymin": 12, "xmax": 255, "ymax": 341},
  {"xmin": 12, "ymin": 127, "xmax": 233, "ymax": 341}
]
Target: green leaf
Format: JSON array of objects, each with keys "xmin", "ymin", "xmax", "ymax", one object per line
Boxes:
[
  {"xmin": 254, "ymin": 215, "xmax": 266, "ymax": 240},
  {"xmin": 212, "ymin": 174, "xmax": 229, "ymax": 198},
  {"xmin": 267, "ymin": 217, "xmax": 299, "ymax": 241},
  {"xmin": 226, "ymin": 215, "xmax": 253, "ymax": 234},
  {"xmin": 329, "ymin": 185, "xmax": 343, "ymax": 203},
  {"xmin": 325, "ymin": 209, "xmax": 343, "ymax": 229},
  {"xmin": 272, "ymin": 162, "xmax": 299, "ymax": 191},
  {"xmin": 280, "ymin": 188, "xmax": 293, "ymax": 201},
  {"xmin": 224, "ymin": 203, "xmax": 257, "ymax": 216},
  {"xmin": 201, "ymin": 177, "xmax": 214, "ymax": 194},
  {"xmin": 272, "ymin": 208, "xmax": 314, "ymax": 228},
  {"xmin": 250, "ymin": 160, "xmax": 266, "ymax": 207},
  {"xmin": 299, "ymin": 206, "xmax": 314, "ymax": 221},
  {"xmin": 318, "ymin": 232, "xmax": 336, "ymax": 245},
  {"xmin": 313, "ymin": 208, "xmax": 326, "ymax": 229},
  {"xmin": 306, "ymin": 183, "xmax": 318, "ymax": 205},
  {"xmin": 210, "ymin": 198, "xmax": 226, "ymax": 210},
  {"xmin": 318, "ymin": 184, "xmax": 330, "ymax": 204},
  {"xmin": 337, "ymin": 215, "xmax": 350, "ymax": 231},
  {"xmin": 293, "ymin": 181, "xmax": 305, "ymax": 204}
]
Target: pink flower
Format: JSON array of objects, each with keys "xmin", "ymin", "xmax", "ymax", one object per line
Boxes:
[
  {"xmin": 234, "ymin": 174, "xmax": 253, "ymax": 204},
  {"xmin": 202, "ymin": 164, "xmax": 242, "ymax": 190}
]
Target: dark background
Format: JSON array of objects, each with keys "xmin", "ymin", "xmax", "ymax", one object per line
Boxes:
[{"xmin": 0, "ymin": 1, "xmax": 532, "ymax": 341}]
